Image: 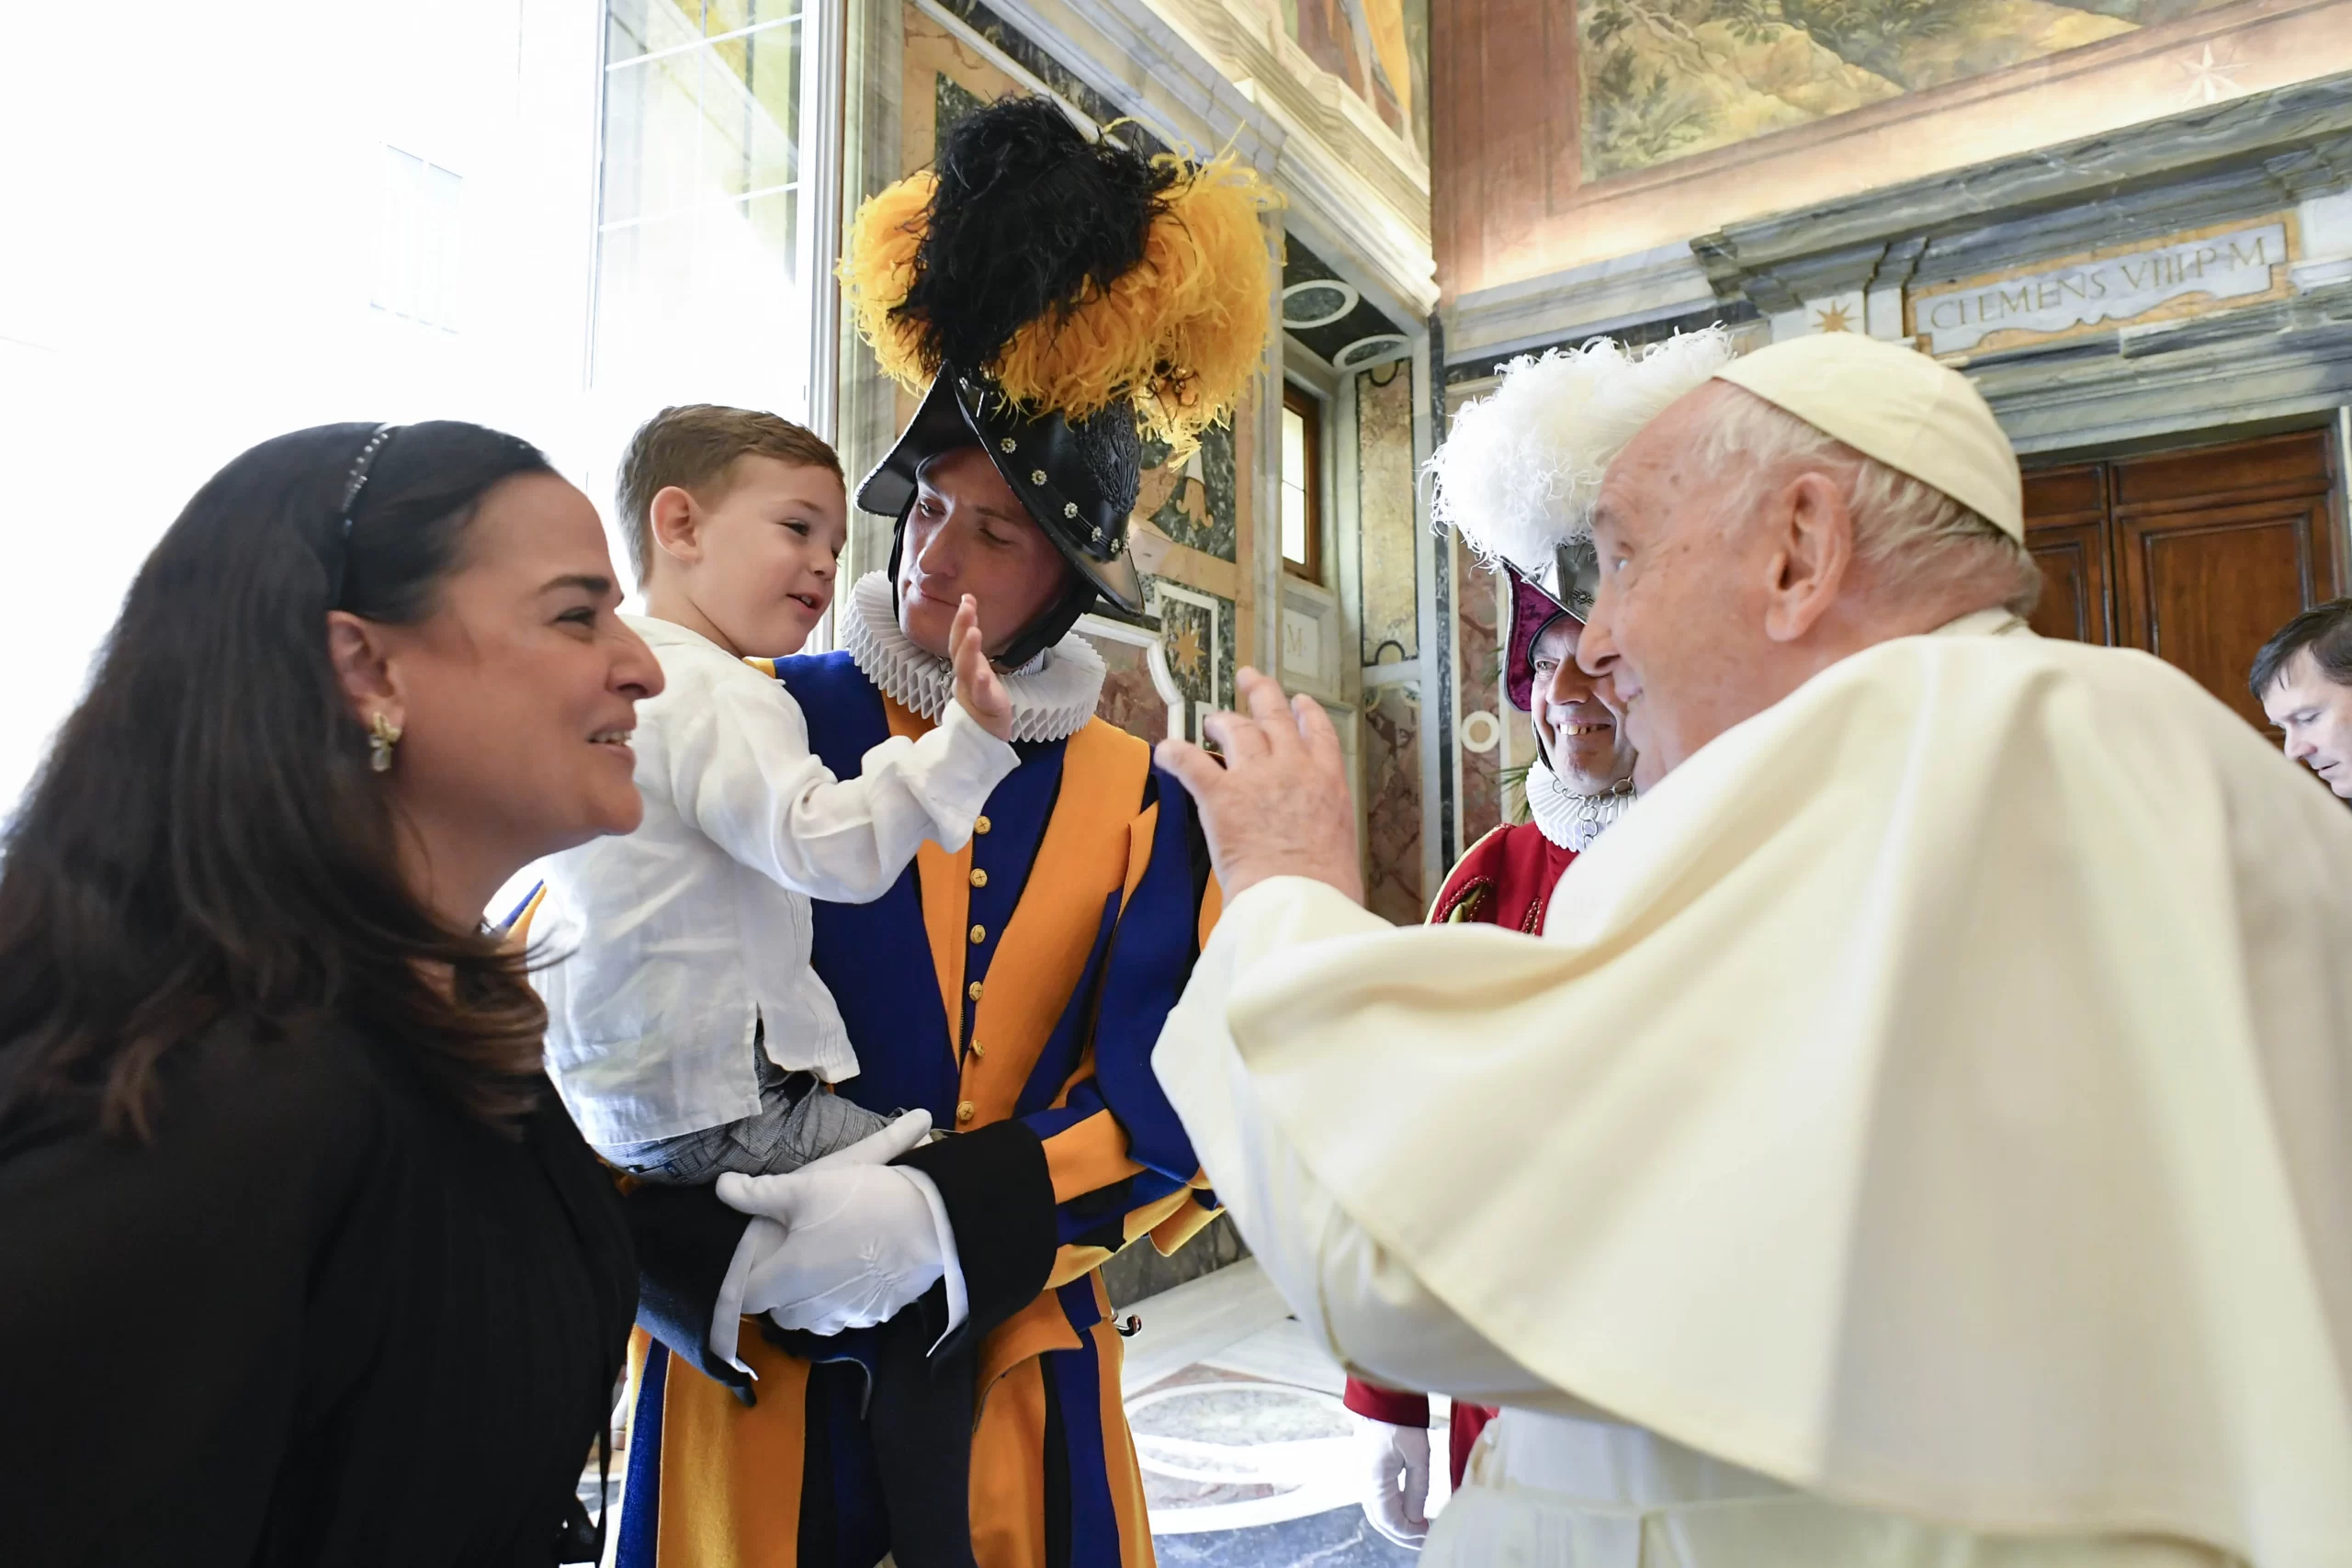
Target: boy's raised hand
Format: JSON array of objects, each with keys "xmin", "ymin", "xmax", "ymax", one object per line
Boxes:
[{"xmin": 951, "ymin": 594, "xmax": 1014, "ymax": 741}]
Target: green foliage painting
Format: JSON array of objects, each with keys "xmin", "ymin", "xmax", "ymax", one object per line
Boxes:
[{"xmin": 1578, "ymin": 0, "xmax": 2250, "ymax": 178}]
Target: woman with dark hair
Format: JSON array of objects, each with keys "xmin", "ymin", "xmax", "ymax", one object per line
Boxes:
[{"xmin": 0, "ymin": 421, "xmax": 662, "ymax": 1563}]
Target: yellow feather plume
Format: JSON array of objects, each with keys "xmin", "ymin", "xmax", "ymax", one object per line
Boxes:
[
  {"xmin": 840, "ymin": 171, "xmax": 938, "ymax": 397},
  {"xmin": 840, "ymin": 152, "xmax": 1283, "ymax": 455}
]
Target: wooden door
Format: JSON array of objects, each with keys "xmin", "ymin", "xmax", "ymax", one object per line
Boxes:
[
  {"xmin": 2021, "ymin": 430, "xmax": 2343, "ymax": 734},
  {"xmin": 2021, "ymin": 464, "xmax": 2109, "ymax": 645},
  {"xmin": 2110, "ymin": 434, "xmax": 2339, "ymax": 735}
]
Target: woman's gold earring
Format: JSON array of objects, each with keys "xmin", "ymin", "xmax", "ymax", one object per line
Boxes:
[{"xmin": 368, "ymin": 712, "xmax": 402, "ymax": 773}]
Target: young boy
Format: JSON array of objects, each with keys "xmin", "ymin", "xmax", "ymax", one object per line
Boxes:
[
  {"xmin": 529, "ymin": 407, "xmax": 1012, "ymax": 1568},
  {"xmin": 532, "ymin": 401, "xmax": 1013, "ymax": 1193}
]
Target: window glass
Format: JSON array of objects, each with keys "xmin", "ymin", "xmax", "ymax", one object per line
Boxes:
[
  {"xmin": 1281, "ymin": 403, "xmax": 1309, "ymax": 566},
  {"xmin": 595, "ymin": 0, "xmax": 809, "ymax": 416},
  {"xmin": 1280, "ymin": 387, "xmax": 1323, "ymax": 582},
  {"xmin": 373, "ymin": 148, "xmax": 463, "ymax": 332}
]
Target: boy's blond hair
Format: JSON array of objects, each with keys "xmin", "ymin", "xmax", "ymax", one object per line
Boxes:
[{"xmin": 616, "ymin": 405, "xmax": 844, "ymax": 583}]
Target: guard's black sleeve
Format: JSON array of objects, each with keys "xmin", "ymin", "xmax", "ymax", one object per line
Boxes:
[
  {"xmin": 621, "ymin": 1179, "xmax": 759, "ymax": 1402},
  {"xmin": 895, "ymin": 1119, "xmax": 1058, "ymax": 1358}
]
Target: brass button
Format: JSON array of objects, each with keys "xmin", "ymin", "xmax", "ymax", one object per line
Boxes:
[
  {"xmin": 968, "ymin": 923, "xmax": 986, "ymax": 945},
  {"xmin": 956, "ymin": 1101, "xmax": 976, "ymax": 1123},
  {"xmin": 970, "ymin": 1040, "xmax": 986, "ymax": 1059},
  {"xmin": 974, "ymin": 816, "xmax": 990, "ymax": 835},
  {"xmin": 967, "ymin": 980, "xmax": 984, "ymax": 1002},
  {"xmin": 969, "ymin": 867, "xmax": 989, "ymax": 888}
]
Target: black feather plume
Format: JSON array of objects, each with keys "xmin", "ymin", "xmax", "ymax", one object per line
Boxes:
[{"xmin": 891, "ymin": 96, "xmax": 1175, "ymax": 379}]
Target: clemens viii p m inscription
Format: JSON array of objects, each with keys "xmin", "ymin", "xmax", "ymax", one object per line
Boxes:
[{"xmin": 1908, "ymin": 219, "xmax": 2293, "ymax": 357}]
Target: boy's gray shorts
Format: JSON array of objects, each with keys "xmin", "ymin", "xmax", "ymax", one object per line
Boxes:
[{"xmin": 599, "ymin": 1043, "xmax": 895, "ymax": 1186}]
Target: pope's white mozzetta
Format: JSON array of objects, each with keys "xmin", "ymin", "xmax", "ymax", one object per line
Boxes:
[{"xmin": 1153, "ymin": 613, "xmax": 2352, "ymax": 1567}]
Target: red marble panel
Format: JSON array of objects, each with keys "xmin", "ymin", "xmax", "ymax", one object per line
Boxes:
[
  {"xmin": 1363, "ymin": 683, "xmax": 1425, "ymax": 927},
  {"xmin": 1454, "ymin": 533, "xmax": 1504, "ymax": 849},
  {"xmin": 1091, "ymin": 635, "xmax": 1172, "ymax": 744}
]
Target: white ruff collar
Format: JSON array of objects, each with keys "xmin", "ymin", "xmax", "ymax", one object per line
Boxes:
[
  {"xmin": 1527, "ymin": 755, "xmax": 1635, "ymax": 852},
  {"xmin": 839, "ymin": 572, "xmax": 1104, "ymax": 744}
]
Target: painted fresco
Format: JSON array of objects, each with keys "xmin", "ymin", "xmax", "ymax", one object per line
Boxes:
[
  {"xmin": 1284, "ymin": 0, "xmax": 1431, "ymax": 157},
  {"xmin": 1579, "ymin": 0, "xmax": 2251, "ymax": 177}
]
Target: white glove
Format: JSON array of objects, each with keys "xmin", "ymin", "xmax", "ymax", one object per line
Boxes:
[
  {"xmin": 1354, "ymin": 1414, "xmax": 1430, "ymax": 1547},
  {"xmin": 716, "ymin": 1110, "xmax": 949, "ymax": 1337}
]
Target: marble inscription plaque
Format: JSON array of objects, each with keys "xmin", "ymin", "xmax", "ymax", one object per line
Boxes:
[{"xmin": 1909, "ymin": 220, "xmax": 2291, "ymax": 356}]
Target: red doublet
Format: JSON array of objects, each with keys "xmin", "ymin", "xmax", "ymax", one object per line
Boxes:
[
  {"xmin": 1342, "ymin": 820, "xmax": 1577, "ymax": 1488},
  {"xmin": 1428, "ymin": 821, "xmax": 1579, "ymax": 934}
]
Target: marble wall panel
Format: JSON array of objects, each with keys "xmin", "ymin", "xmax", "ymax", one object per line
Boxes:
[
  {"xmin": 1356, "ymin": 363, "xmax": 1419, "ymax": 666},
  {"xmin": 1362, "ymin": 683, "xmax": 1425, "ymax": 926},
  {"xmin": 935, "ymin": 63, "xmax": 984, "ymax": 138},
  {"xmin": 1138, "ymin": 429, "xmax": 1241, "ymax": 563},
  {"xmin": 1216, "ymin": 585, "xmax": 1238, "ymax": 721},
  {"xmin": 1150, "ymin": 579, "xmax": 1236, "ymax": 742},
  {"xmin": 1454, "ymin": 533, "xmax": 1503, "ymax": 849},
  {"xmin": 922, "ymin": 0, "xmax": 1162, "ymax": 147},
  {"xmin": 902, "ymin": 8, "xmax": 1027, "ymax": 185},
  {"xmin": 1136, "ymin": 405, "xmax": 1252, "ymax": 719},
  {"xmin": 1091, "ymin": 633, "xmax": 1174, "ymax": 743}
]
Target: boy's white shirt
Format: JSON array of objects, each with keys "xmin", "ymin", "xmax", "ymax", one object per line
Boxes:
[{"xmin": 530, "ymin": 612, "xmax": 1018, "ymax": 1148}]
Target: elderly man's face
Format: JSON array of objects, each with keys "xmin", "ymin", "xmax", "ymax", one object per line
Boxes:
[
  {"xmin": 2261, "ymin": 648, "xmax": 2352, "ymax": 797},
  {"xmin": 1576, "ymin": 386, "xmax": 1786, "ymax": 790}
]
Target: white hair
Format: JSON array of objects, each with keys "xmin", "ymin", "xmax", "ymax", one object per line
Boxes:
[
  {"xmin": 1429, "ymin": 328, "xmax": 1738, "ymax": 578},
  {"xmin": 1694, "ymin": 389, "xmax": 2042, "ymax": 618}
]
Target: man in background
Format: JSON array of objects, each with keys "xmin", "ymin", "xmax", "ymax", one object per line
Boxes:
[{"xmin": 2254, "ymin": 598, "xmax": 2352, "ymax": 795}]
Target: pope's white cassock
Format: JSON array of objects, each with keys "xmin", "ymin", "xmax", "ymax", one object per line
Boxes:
[{"xmin": 1152, "ymin": 611, "xmax": 2352, "ymax": 1568}]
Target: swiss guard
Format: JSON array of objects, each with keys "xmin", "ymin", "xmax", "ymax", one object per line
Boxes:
[{"xmin": 614, "ymin": 95, "xmax": 1279, "ymax": 1568}]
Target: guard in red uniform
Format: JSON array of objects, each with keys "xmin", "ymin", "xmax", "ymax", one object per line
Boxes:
[{"xmin": 1342, "ymin": 344, "xmax": 1649, "ymax": 1547}]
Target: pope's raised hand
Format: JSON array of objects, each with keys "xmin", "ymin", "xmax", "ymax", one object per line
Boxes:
[{"xmin": 1155, "ymin": 667, "xmax": 1363, "ymax": 904}]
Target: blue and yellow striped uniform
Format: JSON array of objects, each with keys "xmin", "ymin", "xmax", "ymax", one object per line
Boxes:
[{"xmin": 617, "ymin": 649, "xmax": 1221, "ymax": 1568}]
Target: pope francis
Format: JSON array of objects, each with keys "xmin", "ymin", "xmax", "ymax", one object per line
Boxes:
[{"xmin": 1148, "ymin": 331, "xmax": 2352, "ymax": 1568}]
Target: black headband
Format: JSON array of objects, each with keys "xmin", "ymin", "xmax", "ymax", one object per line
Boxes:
[{"xmin": 326, "ymin": 423, "xmax": 400, "ymax": 608}]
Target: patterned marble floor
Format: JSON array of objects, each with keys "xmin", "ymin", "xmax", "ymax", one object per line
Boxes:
[{"xmin": 1121, "ymin": 1260, "xmax": 1453, "ymax": 1564}]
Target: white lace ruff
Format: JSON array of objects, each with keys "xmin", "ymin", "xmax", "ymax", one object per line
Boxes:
[
  {"xmin": 1526, "ymin": 756, "xmax": 1635, "ymax": 852},
  {"xmin": 838, "ymin": 572, "xmax": 1104, "ymax": 743}
]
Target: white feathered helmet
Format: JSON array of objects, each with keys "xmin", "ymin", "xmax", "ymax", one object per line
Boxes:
[{"xmin": 1429, "ymin": 329, "xmax": 1736, "ymax": 707}]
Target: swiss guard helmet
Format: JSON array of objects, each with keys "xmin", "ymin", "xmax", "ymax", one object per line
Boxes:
[{"xmin": 842, "ymin": 96, "xmax": 1279, "ymax": 669}]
